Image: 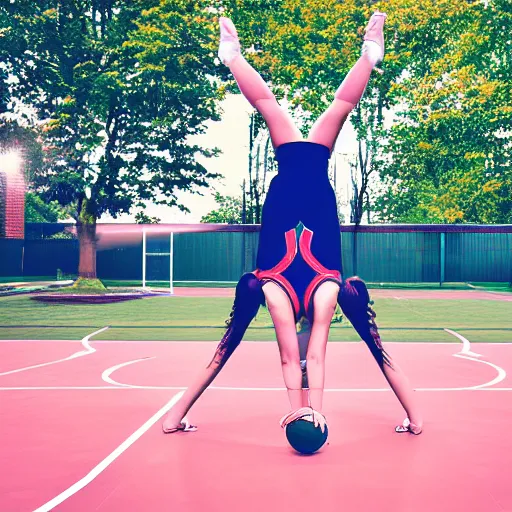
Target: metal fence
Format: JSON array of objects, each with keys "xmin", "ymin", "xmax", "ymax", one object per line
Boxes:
[{"xmin": 1, "ymin": 223, "xmax": 511, "ymax": 284}]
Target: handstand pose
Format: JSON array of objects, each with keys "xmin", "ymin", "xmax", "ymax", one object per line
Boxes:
[{"xmin": 163, "ymin": 11, "xmax": 423, "ymax": 436}]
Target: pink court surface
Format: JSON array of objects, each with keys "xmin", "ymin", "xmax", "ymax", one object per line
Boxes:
[{"xmin": 1, "ymin": 290, "xmax": 512, "ymax": 511}]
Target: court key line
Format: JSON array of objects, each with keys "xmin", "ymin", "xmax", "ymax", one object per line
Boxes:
[
  {"xmin": 101, "ymin": 357, "xmax": 156, "ymax": 387},
  {"xmin": 443, "ymin": 328, "xmax": 507, "ymax": 389},
  {"xmin": 1, "ymin": 385, "xmax": 512, "ymax": 391},
  {"xmin": 444, "ymin": 328, "xmax": 482, "ymax": 357},
  {"xmin": 452, "ymin": 354, "xmax": 507, "ymax": 389},
  {"xmin": 32, "ymin": 391, "xmax": 186, "ymax": 512},
  {"xmin": 99, "ymin": 352, "xmax": 507, "ymax": 393},
  {"xmin": 0, "ymin": 327, "xmax": 109, "ymax": 377},
  {"xmin": 99, "ymin": 329, "xmax": 507, "ymax": 391}
]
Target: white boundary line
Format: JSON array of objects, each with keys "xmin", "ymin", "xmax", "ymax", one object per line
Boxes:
[
  {"xmin": 0, "ymin": 327, "xmax": 109, "ymax": 377},
  {"xmin": 98, "ymin": 329, "xmax": 508, "ymax": 392},
  {"xmin": 1, "ymin": 385, "xmax": 511, "ymax": 391},
  {"xmin": 1, "ymin": 340, "xmax": 512, "ymax": 345},
  {"xmin": 0, "ymin": 386, "xmax": 128, "ymax": 390},
  {"xmin": 443, "ymin": 328, "xmax": 507, "ymax": 389},
  {"xmin": 452, "ymin": 354, "xmax": 507, "ymax": 389},
  {"xmin": 102, "ymin": 357, "xmax": 156, "ymax": 387},
  {"xmin": 444, "ymin": 328, "xmax": 482, "ymax": 357},
  {"xmin": 0, "ymin": 336, "xmax": 508, "ymax": 392},
  {"xmin": 32, "ymin": 391, "xmax": 185, "ymax": 512},
  {"xmin": 0, "ymin": 340, "xmax": 85, "ymax": 343}
]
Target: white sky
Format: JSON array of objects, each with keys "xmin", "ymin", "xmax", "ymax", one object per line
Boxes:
[
  {"xmin": 2, "ymin": 63, "xmax": 364, "ymax": 225},
  {"xmin": 100, "ymin": 93, "xmax": 359, "ymax": 224}
]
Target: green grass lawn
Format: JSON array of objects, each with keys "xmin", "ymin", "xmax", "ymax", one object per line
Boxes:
[
  {"xmin": 2, "ymin": 276, "xmax": 511, "ymax": 293},
  {"xmin": 0, "ymin": 293, "xmax": 510, "ymax": 342}
]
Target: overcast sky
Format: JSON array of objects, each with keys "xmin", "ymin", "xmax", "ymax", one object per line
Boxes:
[{"xmin": 100, "ymin": 92, "xmax": 360, "ymax": 224}]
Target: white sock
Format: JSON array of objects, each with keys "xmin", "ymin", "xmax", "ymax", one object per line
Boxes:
[
  {"xmin": 218, "ymin": 40, "xmax": 240, "ymax": 65},
  {"xmin": 362, "ymin": 40, "xmax": 383, "ymax": 66}
]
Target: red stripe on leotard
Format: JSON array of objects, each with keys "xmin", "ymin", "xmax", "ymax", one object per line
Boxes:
[
  {"xmin": 254, "ymin": 229, "xmax": 301, "ymax": 316},
  {"xmin": 254, "ymin": 226, "xmax": 341, "ymax": 319},
  {"xmin": 299, "ymin": 227, "xmax": 341, "ymax": 316}
]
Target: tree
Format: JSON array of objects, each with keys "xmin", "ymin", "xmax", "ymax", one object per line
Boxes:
[
  {"xmin": 225, "ymin": 0, "xmax": 511, "ymax": 225},
  {"xmin": 201, "ymin": 191, "xmax": 245, "ymax": 224},
  {"xmin": 222, "ymin": 0, "xmax": 397, "ymax": 224},
  {"xmin": 0, "ymin": 8, "xmax": 11, "ymax": 115},
  {"xmin": 1, "ymin": 0, "xmax": 223, "ymax": 279},
  {"xmin": 24, "ymin": 193, "xmax": 69, "ymax": 222},
  {"xmin": 374, "ymin": 0, "xmax": 512, "ymax": 223},
  {"xmin": 134, "ymin": 211, "xmax": 160, "ymax": 224},
  {"xmin": 246, "ymin": 113, "xmax": 277, "ymax": 223}
]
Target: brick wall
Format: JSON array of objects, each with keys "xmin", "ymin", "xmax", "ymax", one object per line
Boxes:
[{"xmin": 0, "ymin": 170, "xmax": 25, "ymax": 239}]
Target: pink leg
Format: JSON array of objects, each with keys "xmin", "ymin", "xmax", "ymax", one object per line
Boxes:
[
  {"xmin": 307, "ymin": 12, "xmax": 386, "ymax": 151},
  {"xmin": 338, "ymin": 277, "xmax": 423, "ymax": 434},
  {"xmin": 307, "ymin": 56, "xmax": 375, "ymax": 151},
  {"xmin": 219, "ymin": 17, "xmax": 302, "ymax": 148},
  {"xmin": 304, "ymin": 281, "xmax": 340, "ymax": 412},
  {"xmin": 263, "ymin": 282, "xmax": 303, "ymax": 410}
]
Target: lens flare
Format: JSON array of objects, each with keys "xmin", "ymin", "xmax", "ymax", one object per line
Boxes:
[{"xmin": 1, "ymin": 151, "xmax": 23, "ymax": 175}]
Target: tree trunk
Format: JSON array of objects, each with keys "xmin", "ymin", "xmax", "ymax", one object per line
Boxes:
[
  {"xmin": 77, "ymin": 198, "xmax": 97, "ymax": 279},
  {"xmin": 247, "ymin": 114, "xmax": 255, "ymax": 223},
  {"xmin": 254, "ymin": 142, "xmax": 261, "ymax": 223},
  {"xmin": 262, "ymin": 136, "xmax": 271, "ymax": 196}
]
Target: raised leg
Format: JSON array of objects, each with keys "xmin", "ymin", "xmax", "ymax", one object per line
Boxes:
[
  {"xmin": 162, "ymin": 273, "xmax": 263, "ymax": 432},
  {"xmin": 219, "ymin": 17, "xmax": 302, "ymax": 148},
  {"xmin": 337, "ymin": 277, "xmax": 423, "ymax": 434},
  {"xmin": 307, "ymin": 11, "xmax": 387, "ymax": 151}
]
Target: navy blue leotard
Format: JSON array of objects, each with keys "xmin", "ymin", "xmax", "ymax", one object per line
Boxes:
[
  {"xmin": 210, "ymin": 141, "xmax": 389, "ymax": 371},
  {"xmin": 253, "ymin": 141, "xmax": 342, "ymax": 321}
]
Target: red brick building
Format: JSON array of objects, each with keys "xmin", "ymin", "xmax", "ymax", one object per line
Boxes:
[{"xmin": 0, "ymin": 169, "xmax": 25, "ymax": 239}]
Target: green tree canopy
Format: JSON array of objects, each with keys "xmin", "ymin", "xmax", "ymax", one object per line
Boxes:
[
  {"xmin": 222, "ymin": 0, "xmax": 400, "ymax": 223},
  {"xmin": 224, "ymin": 0, "xmax": 511, "ymax": 224},
  {"xmin": 1, "ymin": 0, "xmax": 224, "ymax": 276},
  {"xmin": 371, "ymin": 0, "xmax": 512, "ymax": 223},
  {"xmin": 201, "ymin": 191, "xmax": 245, "ymax": 224},
  {"xmin": 24, "ymin": 192, "xmax": 69, "ymax": 222}
]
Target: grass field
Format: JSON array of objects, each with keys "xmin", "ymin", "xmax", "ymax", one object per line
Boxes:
[
  {"xmin": 2, "ymin": 276, "xmax": 511, "ymax": 292},
  {"xmin": 0, "ymin": 293, "xmax": 511, "ymax": 343}
]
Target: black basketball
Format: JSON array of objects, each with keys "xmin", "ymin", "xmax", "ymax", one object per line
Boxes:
[{"xmin": 285, "ymin": 415, "xmax": 328, "ymax": 454}]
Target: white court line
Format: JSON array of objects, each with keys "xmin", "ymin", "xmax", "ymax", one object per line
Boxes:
[
  {"xmin": 452, "ymin": 354, "xmax": 507, "ymax": 389},
  {"xmin": 2, "ymin": 384, "xmax": 512, "ymax": 392},
  {"xmin": 0, "ymin": 386, "xmax": 128, "ymax": 390},
  {"xmin": 33, "ymin": 391, "xmax": 185, "ymax": 512},
  {"xmin": 0, "ymin": 340, "xmax": 83, "ymax": 343},
  {"xmin": 444, "ymin": 328, "xmax": 482, "ymax": 357},
  {"xmin": 0, "ymin": 327, "xmax": 109, "ymax": 377},
  {"xmin": 1, "ymin": 339, "xmax": 512, "ymax": 345},
  {"xmin": 100, "ymin": 359, "xmax": 505, "ymax": 393},
  {"xmin": 443, "ymin": 328, "xmax": 507, "ymax": 389},
  {"xmin": 102, "ymin": 357, "xmax": 156, "ymax": 387},
  {"xmin": 100, "ymin": 333, "xmax": 509, "ymax": 392},
  {"xmin": 1, "ymin": 338, "xmax": 509, "ymax": 392}
]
